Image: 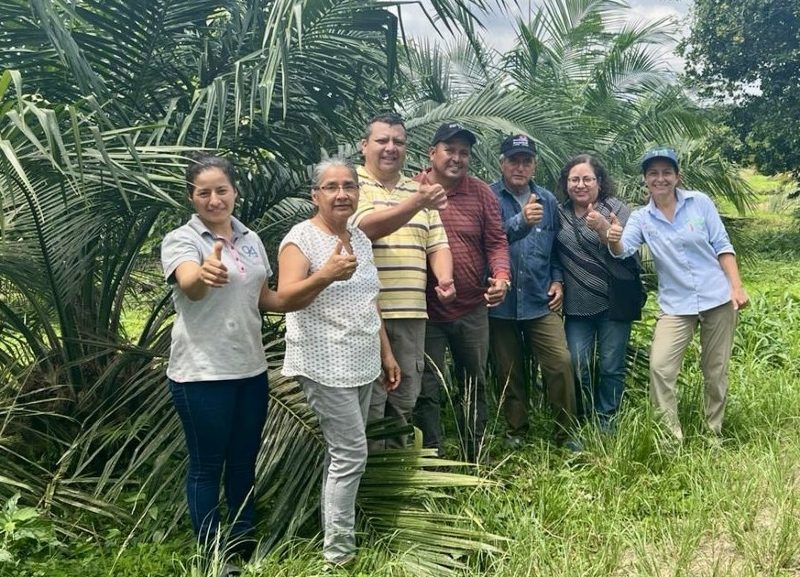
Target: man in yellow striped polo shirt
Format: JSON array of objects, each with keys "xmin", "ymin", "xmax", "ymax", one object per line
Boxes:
[{"xmin": 352, "ymin": 112, "xmax": 455, "ymax": 449}]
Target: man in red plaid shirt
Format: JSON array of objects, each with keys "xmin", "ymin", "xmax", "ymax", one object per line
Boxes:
[{"xmin": 412, "ymin": 122, "xmax": 511, "ymax": 462}]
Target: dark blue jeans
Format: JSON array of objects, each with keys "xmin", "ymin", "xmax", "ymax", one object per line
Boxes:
[
  {"xmin": 169, "ymin": 372, "xmax": 268, "ymax": 545},
  {"xmin": 565, "ymin": 313, "xmax": 632, "ymax": 426}
]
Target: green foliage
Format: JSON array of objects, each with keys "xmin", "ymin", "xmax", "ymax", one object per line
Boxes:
[
  {"xmin": 683, "ymin": 0, "xmax": 800, "ymax": 178},
  {"xmin": 9, "ymin": 232, "xmax": 800, "ymax": 575},
  {"xmin": 0, "ymin": 494, "xmax": 59, "ymax": 566},
  {"xmin": 0, "ymin": 1, "xmax": 508, "ymax": 573},
  {"xmin": 0, "ymin": 0, "xmax": 779, "ymax": 574},
  {"xmin": 396, "ymin": 0, "xmax": 754, "ymax": 213}
]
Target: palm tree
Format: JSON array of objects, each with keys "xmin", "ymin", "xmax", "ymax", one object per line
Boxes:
[
  {"xmin": 393, "ymin": 0, "xmax": 754, "ymax": 212},
  {"xmin": 0, "ymin": 0, "xmax": 756, "ymax": 571},
  {"xmin": 0, "ymin": 0, "xmax": 507, "ymax": 572}
]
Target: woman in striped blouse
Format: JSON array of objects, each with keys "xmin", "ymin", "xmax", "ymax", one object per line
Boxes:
[{"xmin": 555, "ymin": 154, "xmax": 636, "ymax": 432}]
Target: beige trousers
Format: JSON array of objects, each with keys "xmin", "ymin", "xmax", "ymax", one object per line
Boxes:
[{"xmin": 649, "ymin": 301, "xmax": 737, "ymax": 439}]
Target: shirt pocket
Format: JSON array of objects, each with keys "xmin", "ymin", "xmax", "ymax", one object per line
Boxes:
[{"xmin": 681, "ymin": 216, "xmax": 709, "ymax": 244}]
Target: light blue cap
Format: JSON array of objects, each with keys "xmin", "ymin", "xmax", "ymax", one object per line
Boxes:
[{"xmin": 641, "ymin": 147, "xmax": 679, "ymax": 172}]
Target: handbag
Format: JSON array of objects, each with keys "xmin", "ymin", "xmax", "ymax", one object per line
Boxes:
[
  {"xmin": 569, "ymin": 199, "xmax": 647, "ymax": 321},
  {"xmin": 603, "ymin": 252, "xmax": 647, "ymax": 321}
]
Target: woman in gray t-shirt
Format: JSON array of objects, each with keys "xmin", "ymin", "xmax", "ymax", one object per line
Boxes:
[{"xmin": 160, "ymin": 154, "xmax": 287, "ymax": 559}]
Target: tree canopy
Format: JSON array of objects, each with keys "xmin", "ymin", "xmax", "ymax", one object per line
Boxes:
[{"xmin": 683, "ymin": 0, "xmax": 800, "ymax": 177}]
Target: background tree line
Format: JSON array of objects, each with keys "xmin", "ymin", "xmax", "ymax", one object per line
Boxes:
[{"xmin": 683, "ymin": 0, "xmax": 800, "ymax": 180}]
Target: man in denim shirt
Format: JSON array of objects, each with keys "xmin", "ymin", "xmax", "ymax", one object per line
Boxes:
[{"xmin": 489, "ymin": 135, "xmax": 578, "ymax": 450}]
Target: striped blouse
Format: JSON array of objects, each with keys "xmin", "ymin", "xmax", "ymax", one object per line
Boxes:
[{"xmin": 556, "ymin": 196, "xmax": 632, "ymax": 317}]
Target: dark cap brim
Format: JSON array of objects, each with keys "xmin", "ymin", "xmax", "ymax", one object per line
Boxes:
[
  {"xmin": 502, "ymin": 146, "xmax": 536, "ymax": 157},
  {"xmin": 641, "ymin": 156, "xmax": 679, "ymax": 172},
  {"xmin": 432, "ymin": 128, "xmax": 477, "ymax": 146}
]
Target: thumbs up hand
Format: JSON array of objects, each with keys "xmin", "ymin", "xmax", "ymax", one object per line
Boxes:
[
  {"xmin": 200, "ymin": 241, "xmax": 229, "ymax": 287},
  {"xmin": 417, "ymin": 173, "xmax": 448, "ymax": 211},
  {"xmin": 321, "ymin": 239, "xmax": 358, "ymax": 282},
  {"xmin": 484, "ymin": 277, "xmax": 510, "ymax": 307},
  {"xmin": 522, "ymin": 193, "xmax": 543, "ymax": 225},
  {"xmin": 585, "ymin": 202, "xmax": 608, "ymax": 232},
  {"xmin": 606, "ymin": 212, "xmax": 623, "ymax": 244}
]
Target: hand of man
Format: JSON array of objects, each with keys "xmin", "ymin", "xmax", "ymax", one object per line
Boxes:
[
  {"xmin": 381, "ymin": 353, "xmax": 402, "ymax": 391},
  {"xmin": 417, "ymin": 174, "xmax": 448, "ymax": 211},
  {"xmin": 523, "ymin": 193, "xmax": 544, "ymax": 226},
  {"xmin": 547, "ymin": 281, "xmax": 563, "ymax": 312},
  {"xmin": 321, "ymin": 240, "xmax": 357, "ymax": 282},
  {"xmin": 200, "ymin": 241, "xmax": 229, "ymax": 287},
  {"xmin": 484, "ymin": 277, "xmax": 509, "ymax": 307},
  {"xmin": 434, "ymin": 279, "xmax": 456, "ymax": 304}
]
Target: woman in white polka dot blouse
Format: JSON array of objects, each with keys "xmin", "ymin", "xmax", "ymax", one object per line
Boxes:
[{"xmin": 277, "ymin": 157, "xmax": 400, "ymax": 567}]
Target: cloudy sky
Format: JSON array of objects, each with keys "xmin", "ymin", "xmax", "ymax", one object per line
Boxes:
[{"xmin": 401, "ymin": 0, "xmax": 692, "ymax": 71}]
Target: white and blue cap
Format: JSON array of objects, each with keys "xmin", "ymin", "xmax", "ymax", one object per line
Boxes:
[
  {"xmin": 641, "ymin": 147, "xmax": 679, "ymax": 172},
  {"xmin": 500, "ymin": 134, "xmax": 537, "ymax": 157}
]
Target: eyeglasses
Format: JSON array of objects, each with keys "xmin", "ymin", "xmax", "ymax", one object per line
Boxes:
[
  {"xmin": 315, "ymin": 184, "xmax": 359, "ymax": 194},
  {"xmin": 567, "ymin": 176, "xmax": 598, "ymax": 185}
]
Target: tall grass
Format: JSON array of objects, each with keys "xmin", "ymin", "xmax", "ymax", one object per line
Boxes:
[{"xmin": 5, "ymin": 218, "xmax": 800, "ymax": 577}]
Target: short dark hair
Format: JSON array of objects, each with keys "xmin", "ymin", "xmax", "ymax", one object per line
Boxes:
[
  {"xmin": 185, "ymin": 153, "xmax": 238, "ymax": 196},
  {"xmin": 362, "ymin": 112, "xmax": 405, "ymax": 140},
  {"xmin": 556, "ymin": 154, "xmax": 615, "ymax": 200}
]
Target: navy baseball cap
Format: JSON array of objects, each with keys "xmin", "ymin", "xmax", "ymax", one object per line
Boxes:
[
  {"xmin": 500, "ymin": 134, "xmax": 537, "ymax": 157},
  {"xmin": 641, "ymin": 147, "xmax": 679, "ymax": 172},
  {"xmin": 431, "ymin": 122, "xmax": 477, "ymax": 146}
]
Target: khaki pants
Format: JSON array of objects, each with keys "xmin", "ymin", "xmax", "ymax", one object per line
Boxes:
[
  {"xmin": 490, "ymin": 313, "xmax": 576, "ymax": 440},
  {"xmin": 649, "ymin": 301, "xmax": 737, "ymax": 439}
]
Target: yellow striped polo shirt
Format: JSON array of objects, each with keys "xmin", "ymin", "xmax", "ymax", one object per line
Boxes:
[{"xmin": 353, "ymin": 166, "xmax": 449, "ymax": 319}]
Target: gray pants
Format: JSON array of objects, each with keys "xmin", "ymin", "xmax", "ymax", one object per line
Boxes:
[
  {"xmin": 298, "ymin": 376, "xmax": 372, "ymax": 564},
  {"xmin": 368, "ymin": 318, "xmax": 426, "ymax": 450}
]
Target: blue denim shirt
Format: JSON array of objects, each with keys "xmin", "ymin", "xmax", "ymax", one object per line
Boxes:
[
  {"xmin": 614, "ymin": 189, "xmax": 734, "ymax": 315},
  {"xmin": 488, "ymin": 179, "xmax": 564, "ymax": 321}
]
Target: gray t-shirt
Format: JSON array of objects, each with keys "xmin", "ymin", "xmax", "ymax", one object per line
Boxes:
[
  {"xmin": 511, "ymin": 185, "xmax": 531, "ymax": 208},
  {"xmin": 161, "ymin": 214, "xmax": 272, "ymax": 382}
]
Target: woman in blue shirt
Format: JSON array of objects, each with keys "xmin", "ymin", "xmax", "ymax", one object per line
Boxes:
[{"xmin": 604, "ymin": 147, "xmax": 748, "ymax": 442}]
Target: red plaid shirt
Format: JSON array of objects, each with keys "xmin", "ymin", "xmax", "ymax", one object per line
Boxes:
[{"xmin": 415, "ymin": 169, "xmax": 511, "ymax": 321}]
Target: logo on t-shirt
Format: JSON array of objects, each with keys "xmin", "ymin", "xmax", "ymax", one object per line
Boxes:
[{"xmin": 240, "ymin": 245, "xmax": 258, "ymax": 259}]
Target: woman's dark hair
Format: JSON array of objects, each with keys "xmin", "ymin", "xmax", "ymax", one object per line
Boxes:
[
  {"xmin": 185, "ymin": 153, "xmax": 238, "ymax": 196},
  {"xmin": 556, "ymin": 154, "xmax": 615, "ymax": 200}
]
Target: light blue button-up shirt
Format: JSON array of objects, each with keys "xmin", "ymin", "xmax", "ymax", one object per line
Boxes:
[{"xmin": 614, "ymin": 189, "xmax": 734, "ymax": 315}]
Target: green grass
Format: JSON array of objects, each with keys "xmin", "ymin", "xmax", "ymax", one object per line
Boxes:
[
  {"xmin": 6, "ymin": 211, "xmax": 800, "ymax": 577},
  {"xmin": 739, "ymin": 168, "xmax": 790, "ymax": 196}
]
